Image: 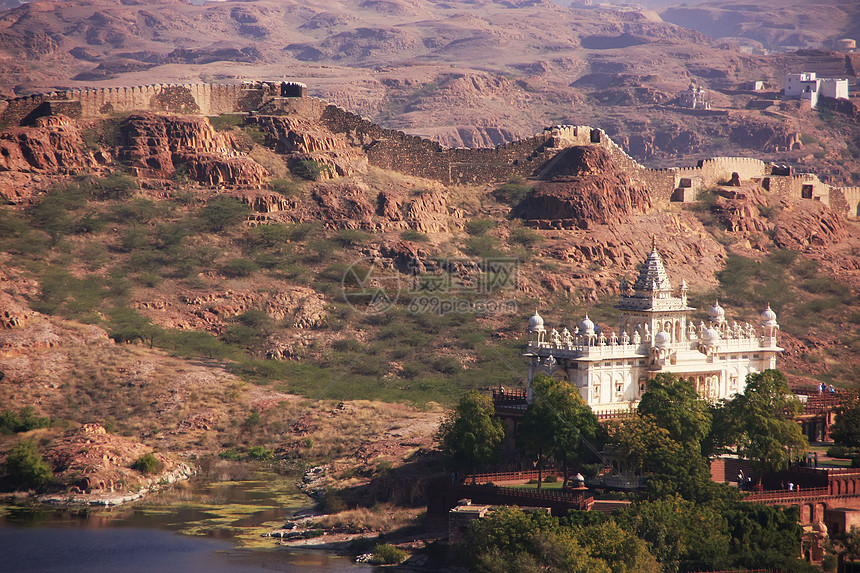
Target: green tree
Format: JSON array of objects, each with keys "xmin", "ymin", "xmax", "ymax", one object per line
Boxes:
[
  {"xmin": 615, "ymin": 496, "xmax": 730, "ymax": 572},
  {"xmin": 831, "ymin": 392, "xmax": 860, "ymax": 448},
  {"xmin": 726, "ymin": 370, "xmax": 808, "ymax": 480},
  {"xmin": 573, "ymin": 520, "xmax": 660, "ymax": 573},
  {"xmin": 4, "ymin": 440, "xmax": 53, "ymax": 490},
  {"xmin": 108, "ymin": 307, "xmax": 162, "ymax": 349},
  {"xmin": 523, "ymin": 375, "xmax": 604, "ymax": 487},
  {"xmin": 131, "ymin": 453, "xmax": 163, "ymax": 475},
  {"xmin": 638, "ymin": 374, "xmax": 712, "ymax": 451},
  {"xmin": 198, "ymin": 196, "xmax": 250, "ymax": 232},
  {"xmin": 437, "ymin": 391, "xmax": 505, "ymax": 482},
  {"xmin": 722, "ymin": 502, "xmax": 804, "ymax": 571}
]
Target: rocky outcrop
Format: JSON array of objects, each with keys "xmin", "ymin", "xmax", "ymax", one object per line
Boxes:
[
  {"xmin": 729, "ymin": 120, "xmax": 802, "ymax": 153},
  {"xmin": 311, "ymin": 182, "xmax": 377, "ymax": 229},
  {"xmin": 136, "ymin": 287, "xmax": 326, "ymax": 332},
  {"xmin": 0, "ymin": 114, "xmax": 101, "ymax": 201},
  {"xmin": 120, "ymin": 113, "xmax": 267, "ymax": 186},
  {"xmin": 376, "ymin": 189, "xmax": 461, "ymax": 233},
  {"xmin": 514, "ymin": 146, "xmax": 652, "ymax": 228},
  {"xmin": 252, "ymin": 115, "xmax": 368, "ymax": 179},
  {"xmin": 711, "ymin": 186, "xmax": 772, "ymax": 235},
  {"xmin": 38, "ymin": 423, "xmax": 194, "ymax": 503},
  {"xmin": 231, "ymin": 189, "xmax": 297, "ymax": 213},
  {"xmin": 773, "ymin": 200, "xmax": 845, "ymax": 249}
]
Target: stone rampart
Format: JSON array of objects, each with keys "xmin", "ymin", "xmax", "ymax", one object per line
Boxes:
[
  {"xmin": 0, "ymin": 81, "xmax": 306, "ymax": 129},
  {"xmin": 318, "ymin": 102, "xmax": 562, "ymax": 184},
  {"xmin": 2, "ymin": 82, "xmax": 858, "ymax": 217},
  {"xmin": 831, "ymin": 186, "xmax": 860, "ymax": 218}
]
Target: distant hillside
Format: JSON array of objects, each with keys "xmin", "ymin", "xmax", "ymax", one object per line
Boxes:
[{"xmin": 1, "ymin": 0, "xmax": 859, "ymax": 185}]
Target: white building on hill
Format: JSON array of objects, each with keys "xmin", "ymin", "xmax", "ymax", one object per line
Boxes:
[
  {"xmin": 785, "ymin": 72, "xmax": 849, "ymax": 108},
  {"xmin": 524, "ymin": 240, "xmax": 783, "ymax": 415}
]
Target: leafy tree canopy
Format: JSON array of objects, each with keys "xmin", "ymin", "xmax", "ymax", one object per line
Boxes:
[
  {"xmin": 831, "ymin": 391, "xmax": 860, "ymax": 449},
  {"xmin": 519, "ymin": 375, "xmax": 605, "ymax": 487},
  {"xmin": 638, "ymin": 373, "xmax": 712, "ymax": 449},
  {"xmin": 4, "ymin": 440, "xmax": 53, "ymax": 490},
  {"xmin": 437, "ymin": 390, "xmax": 505, "ymax": 477},
  {"xmin": 725, "ymin": 370, "xmax": 808, "ymax": 476}
]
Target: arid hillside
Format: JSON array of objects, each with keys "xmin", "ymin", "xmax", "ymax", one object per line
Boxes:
[
  {"xmin": 0, "ymin": 0, "xmax": 858, "ymax": 501},
  {"xmin": 1, "ymin": 0, "xmax": 859, "ymax": 183}
]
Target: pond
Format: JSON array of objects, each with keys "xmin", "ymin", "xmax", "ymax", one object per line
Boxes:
[{"xmin": 0, "ymin": 472, "xmax": 373, "ymax": 572}]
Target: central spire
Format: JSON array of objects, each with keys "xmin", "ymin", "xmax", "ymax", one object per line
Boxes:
[{"xmin": 631, "ymin": 242, "xmax": 672, "ymax": 293}]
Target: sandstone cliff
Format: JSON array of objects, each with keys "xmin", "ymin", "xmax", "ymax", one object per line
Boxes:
[
  {"xmin": 0, "ymin": 115, "xmax": 101, "ymax": 202},
  {"xmin": 513, "ymin": 146, "xmax": 652, "ymax": 229},
  {"xmin": 121, "ymin": 113, "xmax": 268, "ymax": 187}
]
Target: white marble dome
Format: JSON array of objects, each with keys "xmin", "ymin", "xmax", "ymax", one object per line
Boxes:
[
  {"xmin": 708, "ymin": 300, "xmax": 726, "ymax": 323},
  {"xmin": 761, "ymin": 304, "xmax": 778, "ymax": 327},
  {"xmin": 654, "ymin": 330, "xmax": 671, "ymax": 348},
  {"xmin": 578, "ymin": 315, "xmax": 595, "ymax": 337},
  {"xmin": 703, "ymin": 326, "xmax": 721, "ymax": 345},
  {"xmin": 528, "ymin": 311, "xmax": 545, "ymax": 333}
]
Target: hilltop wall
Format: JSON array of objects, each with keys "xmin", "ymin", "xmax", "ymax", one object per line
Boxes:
[
  {"xmin": 1, "ymin": 81, "xmax": 857, "ymax": 218},
  {"xmin": 0, "ymin": 82, "xmax": 298, "ymax": 129}
]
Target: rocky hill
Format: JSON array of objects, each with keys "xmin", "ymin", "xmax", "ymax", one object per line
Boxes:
[
  {"xmin": 1, "ymin": 0, "xmax": 859, "ymax": 184},
  {"xmin": 0, "ymin": 0, "xmax": 858, "ymax": 500}
]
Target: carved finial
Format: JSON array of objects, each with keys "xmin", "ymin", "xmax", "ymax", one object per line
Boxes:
[{"xmin": 651, "ymin": 235, "xmax": 657, "ymax": 251}]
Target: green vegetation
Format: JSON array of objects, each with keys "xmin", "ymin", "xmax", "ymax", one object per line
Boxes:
[
  {"xmin": 457, "ymin": 372, "xmax": 813, "ymax": 572},
  {"xmin": 437, "ymin": 391, "xmax": 506, "ymax": 481},
  {"xmin": 465, "ymin": 218, "xmax": 495, "ymax": 236},
  {"xmin": 3, "ymin": 440, "xmax": 54, "ymax": 490},
  {"xmin": 721, "ymin": 370, "xmax": 807, "ymax": 479},
  {"xmin": 492, "ymin": 178, "xmax": 532, "ymax": 204},
  {"xmin": 371, "ymin": 543, "xmax": 407, "ymax": 565},
  {"xmin": 831, "ymin": 392, "xmax": 860, "ymax": 449},
  {"xmin": 132, "ymin": 452, "xmax": 163, "ymax": 475},
  {"xmin": 518, "ymin": 375, "xmax": 604, "ymax": 488},
  {"xmin": 198, "ymin": 196, "xmax": 251, "ymax": 232},
  {"xmin": 270, "ymin": 177, "xmax": 303, "ymax": 197},
  {"xmin": 208, "ymin": 113, "xmax": 245, "ymax": 131},
  {"xmin": 291, "ymin": 159, "xmax": 332, "ymax": 181},
  {"xmin": 0, "ymin": 406, "xmax": 52, "ymax": 434}
]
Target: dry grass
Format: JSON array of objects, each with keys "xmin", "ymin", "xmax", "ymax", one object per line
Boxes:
[
  {"xmin": 313, "ymin": 505, "xmax": 423, "ymax": 534},
  {"xmin": 248, "ymin": 145, "xmax": 291, "ymax": 179}
]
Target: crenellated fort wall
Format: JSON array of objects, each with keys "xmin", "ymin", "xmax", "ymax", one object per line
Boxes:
[
  {"xmin": 1, "ymin": 81, "xmax": 857, "ymax": 218},
  {"xmin": 0, "ymin": 81, "xmax": 303, "ymax": 129}
]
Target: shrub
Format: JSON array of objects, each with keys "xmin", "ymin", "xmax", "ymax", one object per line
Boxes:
[
  {"xmin": 283, "ymin": 222, "xmax": 319, "ymax": 241},
  {"xmin": 493, "ymin": 179, "xmax": 532, "ymax": 204},
  {"xmin": 0, "ymin": 406, "xmax": 51, "ymax": 434},
  {"xmin": 5, "ymin": 440, "xmax": 53, "ymax": 489},
  {"xmin": 220, "ymin": 258, "xmax": 259, "ymax": 278},
  {"xmin": 371, "ymin": 544, "xmax": 407, "ymax": 565},
  {"xmin": 292, "ymin": 159, "xmax": 332, "ymax": 181},
  {"xmin": 332, "ymin": 339, "xmax": 363, "ymax": 352},
  {"xmin": 401, "ymin": 229, "xmax": 429, "ymax": 242},
  {"xmin": 826, "ymin": 445, "xmax": 858, "ymax": 459},
  {"xmin": 510, "ymin": 226, "xmax": 543, "ymax": 248},
  {"xmin": 464, "ymin": 235, "xmax": 504, "ymax": 259},
  {"xmin": 543, "ymin": 474, "xmax": 558, "ymax": 483},
  {"xmin": 87, "ymin": 174, "xmax": 138, "ymax": 200},
  {"xmin": 465, "ymin": 219, "xmax": 495, "ymax": 236},
  {"xmin": 318, "ymin": 487, "xmax": 347, "ymax": 514},
  {"xmin": 270, "ymin": 178, "xmax": 302, "ymax": 197},
  {"xmin": 376, "ymin": 460, "xmax": 394, "ymax": 475},
  {"xmin": 198, "ymin": 197, "xmax": 250, "ymax": 232},
  {"xmin": 334, "ymin": 228, "xmax": 371, "ymax": 247},
  {"xmin": 209, "ymin": 114, "xmax": 245, "ymax": 131},
  {"xmin": 219, "ymin": 448, "xmax": 242, "ymax": 461},
  {"xmin": 132, "ymin": 453, "xmax": 162, "ymax": 474},
  {"xmin": 247, "ymin": 446, "xmax": 274, "ymax": 461}
]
